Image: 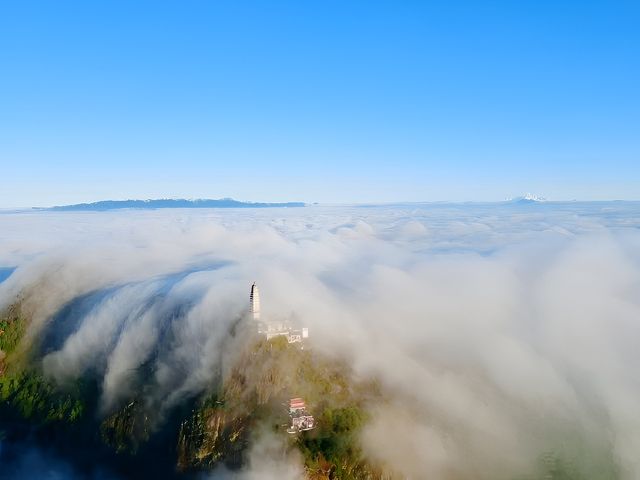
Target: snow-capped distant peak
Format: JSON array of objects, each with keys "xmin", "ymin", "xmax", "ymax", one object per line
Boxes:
[{"xmin": 506, "ymin": 193, "xmax": 547, "ymax": 203}]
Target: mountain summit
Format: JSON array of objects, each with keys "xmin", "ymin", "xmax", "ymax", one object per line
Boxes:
[{"xmin": 506, "ymin": 193, "xmax": 547, "ymax": 203}]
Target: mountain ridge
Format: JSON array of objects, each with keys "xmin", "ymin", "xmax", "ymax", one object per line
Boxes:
[{"xmin": 41, "ymin": 198, "xmax": 306, "ymax": 211}]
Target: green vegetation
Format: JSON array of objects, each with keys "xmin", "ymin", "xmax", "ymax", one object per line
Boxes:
[
  {"xmin": 0, "ymin": 303, "xmax": 28, "ymax": 377},
  {"xmin": 299, "ymin": 406, "xmax": 372, "ymax": 479},
  {"xmin": 0, "ymin": 371, "xmax": 85, "ymax": 423},
  {"xmin": 177, "ymin": 404, "xmax": 247, "ymax": 470},
  {"xmin": 0, "ymin": 313, "xmax": 25, "ymax": 356},
  {"xmin": 0, "ymin": 303, "xmax": 85, "ymax": 425},
  {"xmin": 101, "ymin": 400, "xmax": 151, "ymax": 453},
  {"xmin": 177, "ymin": 335, "xmax": 387, "ymax": 478}
]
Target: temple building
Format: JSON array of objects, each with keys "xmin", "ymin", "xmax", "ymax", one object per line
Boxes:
[
  {"xmin": 287, "ymin": 397, "xmax": 315, "ymax": 433},
  {"xmin": 249, "ymin": 282, "xmax": 308, "ymax": 344}
]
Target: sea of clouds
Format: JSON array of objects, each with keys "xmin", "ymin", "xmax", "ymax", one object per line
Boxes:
[{"xmin": 1, "ymin": 202, "xmax": 639, "ymax": 479}]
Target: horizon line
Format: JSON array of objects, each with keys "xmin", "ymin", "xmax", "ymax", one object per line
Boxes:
[{"xmin": 2, "ymin": 197, "xmax": 640, "ymax": 211}]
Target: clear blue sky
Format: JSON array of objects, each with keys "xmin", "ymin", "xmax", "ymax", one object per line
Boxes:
[{"xmin": 1, "ymin": 1, "xmax": 639, "ymax": 206}]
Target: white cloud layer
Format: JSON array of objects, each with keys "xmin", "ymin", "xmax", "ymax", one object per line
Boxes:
[{"xmin": 1, "ymin": 202, "xmax": 640, "ymax": 479}]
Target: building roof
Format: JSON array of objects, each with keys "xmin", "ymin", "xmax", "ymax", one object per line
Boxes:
[{"xmin": 290, "ymin": 398, "xmax": 305, "ymax": 408}]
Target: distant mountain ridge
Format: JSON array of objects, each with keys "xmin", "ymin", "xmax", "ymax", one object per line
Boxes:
[{"xmin": 44, "ymin": 198, "xmax": 306, "ymax": 211}]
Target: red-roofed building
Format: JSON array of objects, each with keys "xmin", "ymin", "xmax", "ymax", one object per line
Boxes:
[{"xmin": 287, "ymin": 397, "xmax": 315, "ymax": 433}]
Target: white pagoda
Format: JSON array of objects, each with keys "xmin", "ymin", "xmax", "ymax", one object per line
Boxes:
[{"xmin": 250, "ymin": 282, "xmax": 260, "ymax": 321}]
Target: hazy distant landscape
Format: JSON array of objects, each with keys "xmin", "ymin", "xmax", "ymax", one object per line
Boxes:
[{"xmin": 44, "ymin": 198, "xmax": 306, "ymax": 211}]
